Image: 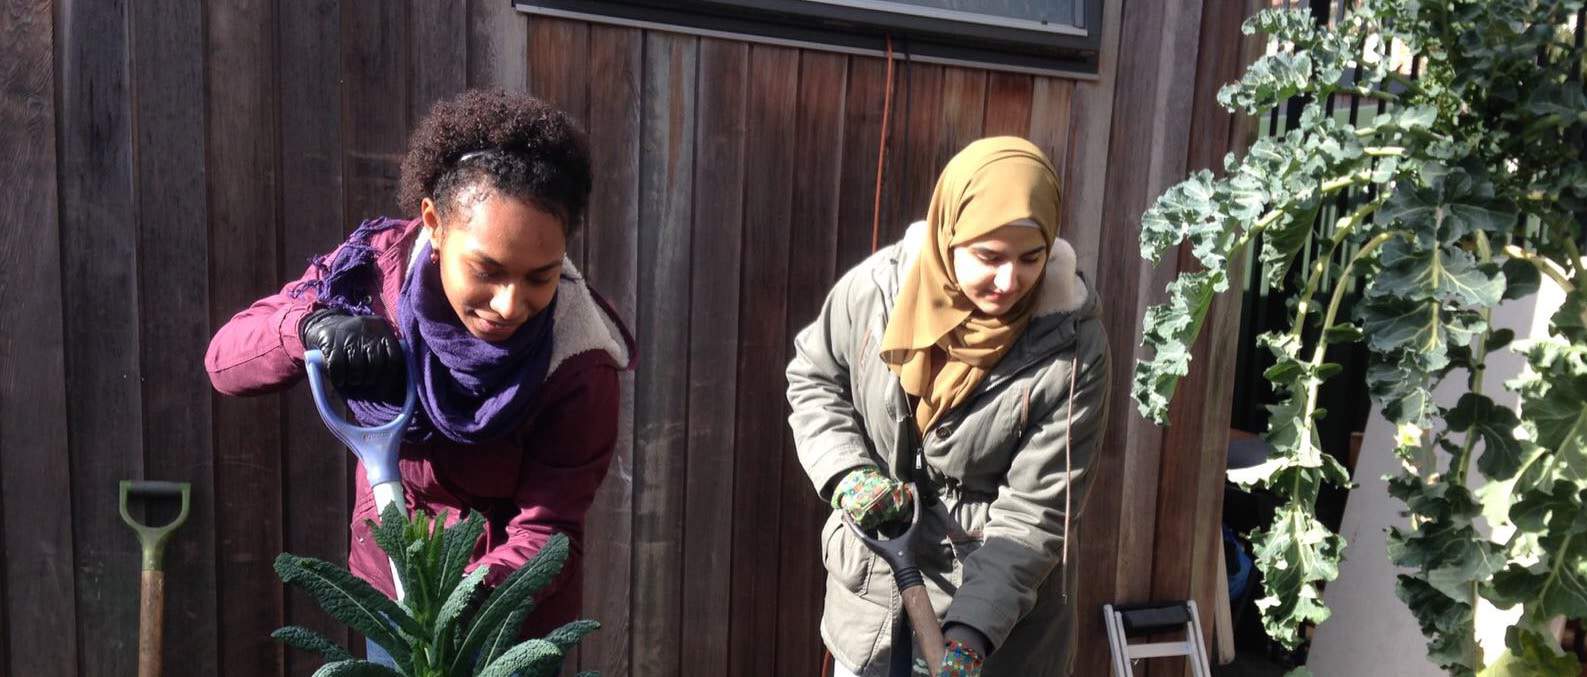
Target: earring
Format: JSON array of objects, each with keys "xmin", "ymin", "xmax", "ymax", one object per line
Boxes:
[{"xmin": 429, "ymin": 249, "xmax": 439, "ymax": 264}]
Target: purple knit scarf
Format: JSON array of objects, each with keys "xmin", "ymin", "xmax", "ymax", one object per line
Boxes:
[{"xmin": 294, "ymin": 219, "xmax": 556, "ymax": 444}]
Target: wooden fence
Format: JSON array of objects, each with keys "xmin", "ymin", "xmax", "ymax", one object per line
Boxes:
[{"xmin": 0, "ymin": 1, "xmax": 1257, "ymax": 675}]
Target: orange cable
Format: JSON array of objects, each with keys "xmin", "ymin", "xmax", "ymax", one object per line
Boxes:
[{"xmin": 871, "ymin": 35, "xmax": 896, "ymax": 254}]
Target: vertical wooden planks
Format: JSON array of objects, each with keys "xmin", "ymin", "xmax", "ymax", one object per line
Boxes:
[
  {"xmin": 0, "ymin": 0, "xmax": 77, "ymax": 673},
  {"xmin": 983, "ymin": 71, "xmax": 1036, "ymax": 138},
  {"xmin": 57, "ymin": 0, "xmax": 145, "ymax": 672},
  {"xmin": 343, "ymin": 1, "xmax": 409, "ymax": 223},
  {"xmin": 1059, "ymin": 27, "xmax": 1123, "ymax": 285},
  {"xmin": 129, "ymin": 0, "xmax": 218, "ymax": 671},
  {"xmin": 1098, "ymin": 5, "xmax": 1180, "ymax": 659},
  {"xmin": 467, "ymin": 0, "xmax": 528, "ymax": 91},
  {"xmin": 680, "ymin": 37, "xmax": 748, "ymax": 677},
  {"xmin": 1168, "ymin": 5, "xmax": 1261, "ymax": 671},
  {"xmin": 631, "ymin": 31, "xmax": 697, "ymax": 677},
  {"xmin": 526, "ymin": 16, "xmax": 590, "ymax": 268},
  {"xmin": 1124, "ymin": 6, "xmax": 1210, "ymax": 669},
  {"xmin": 1092, "ymin": 3, "xmax": 1218, "ymax": 676},
  {"xmin": 1144, "ymin": 3, "xmax": 1207, "ymax": 200},
  {"xmin": 1060, "ymin": 0, "xmax": 1128, "ymax": 673},
  {"xmin": 728, "ymin": 43, "xmax": 799, "ymax": 677},
  {"xmin": 776, "ymin": 49, "xmax": 849, "ymax": 677},
  {"xmin": 212, "ymin": 0, "xmax": 291, "ymax": 671},
  {"xmin": 207, "ymin": 0, "xmax": 285, "ymax": 672},
  {"xmin": 410, "ymin": 0, "xmax": 468, "ymax": 122},
  {"xmin": 526, "ymin": 15, "xmax": 588, "ymax": 113},
  {"xmin": 938, "ymin": 66, "xmax": 988, "ymax": 166},
  {"xmin": 526, "ymin": 38, "xmax": 596, "ymax": 662},
  {"xmin": 1145, "ymin": 0, "xmax": 1213, "ymax": 633},
  {"xmin": 1028, "ymin": 78, "xmax": 1075, "ymax": 238},
  {"xmin": 579, "ymin": 23, "xmax": 643, "ymax": 677},
  {"xmin": 337, "ymin": 5, "xmax": 411, "ymax": 663},
  {"xmin": 835, "ymin": 55, "xmax": 890, "ymax": 269},
  {"xmin": 890, "ymin": 61, "xmax": 944, "ymax": 242},
  {"xmin": 278, "ymin": 0, "xmax": 350, "ymax": 670}
]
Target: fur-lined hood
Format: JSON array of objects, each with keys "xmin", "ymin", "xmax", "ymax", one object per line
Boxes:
[{"xmin": 546, "ymin": 258, "xmax": 635, "ymax": 375}]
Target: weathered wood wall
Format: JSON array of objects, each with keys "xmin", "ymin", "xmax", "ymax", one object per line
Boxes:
[{"xmin": 0, "ymin": 1, "xmax": 1255, "ymax": 675}]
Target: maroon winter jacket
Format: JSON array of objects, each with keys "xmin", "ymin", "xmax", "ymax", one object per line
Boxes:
[{"xmin": 204, "ymin": 218, "xmax": 634, "ymax": 637}]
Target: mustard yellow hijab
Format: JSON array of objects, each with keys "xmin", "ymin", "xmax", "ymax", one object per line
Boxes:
[{"xmin": 880, "ymin": 137, "xmax": 1062, "ymax": 433}]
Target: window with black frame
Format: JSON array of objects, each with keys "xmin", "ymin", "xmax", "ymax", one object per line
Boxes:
[{"xmin": 512, "ymin": 0, "xmax": 1104, "ymax": 76}]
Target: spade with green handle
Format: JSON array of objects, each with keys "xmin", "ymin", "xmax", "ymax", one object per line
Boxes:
[{"xmin": 119, "ymin": 480, "xmax": 190, "ymax": 677}]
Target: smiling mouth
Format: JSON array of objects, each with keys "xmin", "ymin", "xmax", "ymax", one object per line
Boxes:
[{"xmin": 474, "ymin": 315, "xmax": 516, "ymax": 334}]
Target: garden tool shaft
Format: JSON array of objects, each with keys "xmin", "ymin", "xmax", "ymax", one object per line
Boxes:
[
  {"xmin": 304, "ymin": 341, "xmax": 418, "ymax": 601},
  {"xmin": 843, "ymin": 484, "xmax": 947, "ymax": 673},
  {"xmin": 119, "ymin": 480, "xmax": 191, "ymax": 677}
]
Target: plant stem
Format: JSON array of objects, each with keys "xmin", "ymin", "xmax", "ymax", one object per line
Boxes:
[
  {"xmin": 1504, "ymin": 244, "xmax": 1574, "ymax": 289},
  {"xmin": 1309, "ymin": 231, "xmax": 1399, "ymax": 365},
  {"xmin": 1386, "ymin": 71, "xmax": 1421, "ymax": 93},
  {"xmin": 1364, "ymin": 146, "xmax": 1408, "ymax": 157},
  {"xmin": 1322, "ymin": 169, "xmax": 1377, "ymax": 193},
  {"xmin": 1563, "ymin": 237, "xmax": 1585, "ymax": 286},
  {"xmin": 1251, "ymin": 207, "xmax": 1287, "ymax": 235},
  {"xmin": 1540, "ymin": 532, "xmax": 1576, "ymax": 609},
  {"xmin": 1269, "ymin": 181, "xmax": 1395, "ymax": 546},
  {"xmin": 1245, "ymin": 170, "xmax": 1382, "ymax": 262},
  {"xmin": 1343, "ymin": 85, "xmax": 1399, "ymax": 102},
  {"xmin": 1453, "ymin": 233, "xmax": 1494, "ymax": 487},
  {"xmin": 1289, "ymin": 196, "xmax": 1393, "ymax": 338},
  {"xmin": 1286, "ymin": 231, "xmax": 1398, "ymax": 507},
  {"xmin": 1231, "ymin": 209, "xmax": 1288, "ymax": 255}
]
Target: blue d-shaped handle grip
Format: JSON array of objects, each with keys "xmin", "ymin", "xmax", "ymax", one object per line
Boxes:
[{"xmin": 303, "ymin": 341, "xmax": 419, "ymax": 487}]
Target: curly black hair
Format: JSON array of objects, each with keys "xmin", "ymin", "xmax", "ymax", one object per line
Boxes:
[{"xmin": 398, "ymin": 88, "xmax": 592, "ymax": 235}]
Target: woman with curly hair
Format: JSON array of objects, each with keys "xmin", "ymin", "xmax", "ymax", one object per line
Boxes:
[
  {"xmin": 787, "ymin": 137, "xmax": 1109, "ymax": 677},
  {"xmin": 205, "ymin": 89, "xmax": 633, "ymax": 665}
]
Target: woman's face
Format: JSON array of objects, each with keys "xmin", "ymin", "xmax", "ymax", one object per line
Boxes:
[
  {"xmin": 421, "ymin": 188, "xmax": 566, "ymax": 342},
  {"xmin": 951, "ymin": 224, "xmax": 1048, "ymax": 317}
]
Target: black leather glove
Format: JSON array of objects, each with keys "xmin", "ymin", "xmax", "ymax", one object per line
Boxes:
[{"xmin": 298, "ymin": 308, "xmax": 404, "ymax": 399}]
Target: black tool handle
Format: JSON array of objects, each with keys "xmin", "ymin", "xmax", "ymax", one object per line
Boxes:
[
  {"xmin": 892, "ymin": 565, "xmax": 924, "ymax": 591},
  {"xmin": 124, "ymin": 480, "xmax": 186, "ymax": 498}
]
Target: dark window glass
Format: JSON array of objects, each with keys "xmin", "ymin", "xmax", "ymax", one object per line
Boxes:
[{"xmin": 514, "ymin": 0, "xmax": 1103, "ymax": 76}]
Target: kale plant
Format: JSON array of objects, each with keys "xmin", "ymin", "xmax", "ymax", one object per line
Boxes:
[
  {"xmin": 272, "ymin": 505, "xmax": 598, "ymax": 677},
  {"xmin": 1135, "ymin": 2, "xmax": 1587, "ymax": 673}
]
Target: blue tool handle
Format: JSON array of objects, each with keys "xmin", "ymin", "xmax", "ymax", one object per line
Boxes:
[{"xmin": 303, "ymin": 341, "xmax": 419, "ymax": 487}]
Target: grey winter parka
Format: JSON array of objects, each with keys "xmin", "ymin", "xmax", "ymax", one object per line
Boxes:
[{"xmin": 786, "ymin": 222, "xmax": 1111, "ymax": 677}]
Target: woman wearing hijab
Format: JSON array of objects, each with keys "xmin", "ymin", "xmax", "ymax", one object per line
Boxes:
[
  {"xmin": 788, "ymin": 137, "xmax": 1110, "ymax": 677},
  {"xmin": 205, "ymin": 89, "xmax": 634, "ymax": 665}
]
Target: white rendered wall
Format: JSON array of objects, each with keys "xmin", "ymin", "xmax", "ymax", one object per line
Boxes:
[{"xmin": 1305, "ymin": 276, "xmax": 1566, "ymax": 676}]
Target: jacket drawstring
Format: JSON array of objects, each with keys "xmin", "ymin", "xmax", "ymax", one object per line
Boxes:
[{"xmin": 1063, "ymin": 353, "xmax": 1078, "ymax": 568}]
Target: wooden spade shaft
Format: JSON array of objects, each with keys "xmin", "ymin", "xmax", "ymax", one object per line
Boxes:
[
  {"xmin": 139, "ymin": 570, "xmax": 164, "ymax": 677},
  {"xmin": 901, "ymin": 584, "xmax": 946, "ymax": 668}
]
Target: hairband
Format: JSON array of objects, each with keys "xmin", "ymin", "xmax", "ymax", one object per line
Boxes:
[{"xmin": 455, "ymin": 149, "xmax": 497, "ymax": 165}]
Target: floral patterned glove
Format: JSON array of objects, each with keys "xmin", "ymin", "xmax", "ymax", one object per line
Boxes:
[
  {"xmin": 936, "ymin": 638, "xmax": 985, "ymax": 677},
  {"xmin": 830, "ymin": 466, "xmax": 914, "ymax": 531}
]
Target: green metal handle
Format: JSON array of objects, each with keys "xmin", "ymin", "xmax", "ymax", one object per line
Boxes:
[{"xmin": 119, "ymin": 480, "xmax": 191, "ymax": 571}]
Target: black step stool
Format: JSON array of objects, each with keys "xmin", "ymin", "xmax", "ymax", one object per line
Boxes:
[{"xmin": 1102, "ymin": 600, "xmax": 1212, "ymax": 677}]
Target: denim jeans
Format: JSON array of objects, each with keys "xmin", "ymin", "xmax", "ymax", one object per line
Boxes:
[{"xmin": 365, "ymin": 638, "xmax": 399, "ymax": 669}]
